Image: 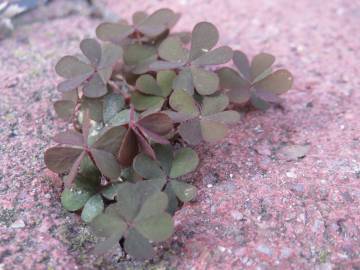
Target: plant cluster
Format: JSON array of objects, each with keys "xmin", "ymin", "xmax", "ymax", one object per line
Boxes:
[{"xmin": 44, "ymin": 8, "xmax": 293, "ymax": 260}]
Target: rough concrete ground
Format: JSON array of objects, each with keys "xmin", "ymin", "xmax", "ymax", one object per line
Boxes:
[{"xmin": 1, "ymin": 0, "xmax": 360, "ymax": 269}]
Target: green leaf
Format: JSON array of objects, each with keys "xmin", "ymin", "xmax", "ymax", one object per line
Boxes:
[
  {"xmin": 91, "ymin": 148, "xmax": 122, "ymax": 179},
  {"xmin": 83, "ymin": 97, "xmax": 103, "ymax": 122},
  {"xmin": 53, "ymin": 100, "xmax": 75, "ymax": 120},
  {"xmin": 250, "ymin": 53, "xmax": 275, "ymax": 82},
  {"xmin": 135, "ymin": 213, "xmax": 173, "ymax": 242},
  {"xmin": 92, "ymin": 126, "xmax": 126, "ymax": 155},
  {"xmin": 123, "ymin": 44, "xmax": 157, "ymax": 66},
  {"xmin": 83, "ymin": 73, "xmax": 108, "ymax": 98},
  {"xmin": 96, "ymin": 22, "xmax": 133, "ymax": 43},
  {"xmin": 44, "ymin": 147, "xmax": 83, "ymax": 173},
  {"xmin": 189, "ymin": 22, "xmax": 219, "ymax": 61},
  {"xmin": 108, "ymin": 109, "xmax": 130, "ymax": 126},
  {"xmin": 170, "ymin": 148, "xmax": 199, "ymax": 178},
  {"xmin": 191, "ymin": 67, "xmax": 219, "ymax": 95},
  {"xmin": 217, "ymin": 67, "xmax": 249, "ymax": 90},
  {"xmin": 137, "ymin": 112, "xmax": 173, "ymax": 136},
  {"xmin": 115, "ymin": 182, "xmax": 158, "ymax": 222},
  {"xmin": 101, "ymin": 183, "xmax": 120, "ymax": 200},
  {"xmin": 55, "ymin": 56, "xmax": 93, "ymax": 78},
  {"xmin": 64, "ymin": 151, "xmax": 86, "ymax": 188},
  {"xmin": 57, "ymin": 73, "xmax": 91, "ymax": 93},
  {"xmin": 136, "ymin": 74, "xmax": 162, "ymax": 96},
  {"xmin": 137, "ymin": 8, "xmax": 176, "ymax": 37},
  {"xmin": 157, "ymin": 70, "xmax": 176, "ymax": 97},
  {"xmin": 169, "ymin": 89, "xmax": 199, "ymax": 116},
  {"xmin": 124, "ymin": 229, "xmax": 155, "ymax": 260},
  {"xmin": 170, "ymin": 180, "xmax": 197, "ymax": 202},
  {"xmin": 201, "ymin": 93, "xmax": 229, "ymax": 116},
  {"xmin": 79, "ymin": 154, "xmax": 100, "ymax": 177},
  {"xmin": 94, "ymin": 234, "xmax": 122, "ymax": 255},
  {"xmin": 118, "ymin": 128, "xmax": 138, "ymax": 167},
  {"xmin": 61, "ymin": 187, "xmax": 93, "ymax": 211},
  {"xmin": 227, "ymin": 88, "xmax": 251, "ymax": 104},
  {"xmin": 250, "ymin": 93, "xmax": 271, "ymax": 111},
  {"xmin": 99, "ymin": 43, "xmax": 123, "ymax": 68},
  {"xmin": 133, "ymin": 153, "xmax": 165, "ymax": 179},
  {"xmin": 131, "ymin": 91, "xmax": 164, "ymax": 112},
  {"xmin": 81, "ymin": 194, "xmax": 104, "ymax": 223},
  {"xmin": 102, "ymin": 93, "xmax": 125, "ymax": 123},
  {"xmin": 172, "ymin": 68, "xmax": 194, "ymax": 95},
  {"xmin": 164, "ymin": 185, "xmax": 179, "ymax": 215},
  {"xmin": 80, "ymin": 38, "xmax": 101, "ymax": 66},
  {"xmin": 203, "ymin": 110, "xmax": 240, "ymax": 124},
  {"xmin": 132, "ymin": 11, "xmax": 147, "ymax": 24},
  {"xmin": 200, "ymin": 120, "xmax": 228, "ymax": 143},
  {"xmin": 158, "ymin": 36, "xmax": 188, "ymax": 63},
  {"xmin": 154, "ymin": 144, "xmax": 173, "ymax": 175},
  {"xmin": 178, "ymin": 118, "xmax": 202, "ymax": 145},
  {"xmin": 192, "ymin": 46, "xmax": 233, "ymax": 66},
  {"xmin": 254, "ymin": 69, "xmax": 293, "ymax": 95},
  {"xmin": 135, "ymin": 192, "xmax": 168, "ymax": 221},
  {"xmin": 233, "ymin": 50, "xmax": 251, "ymax": 81},
  {"xmin": 53, "ymin": 130, "xmax": 83, "ymax": 146},
  {"xmin": 90, "ymin": 208, "xmax": 127, "ymax": 238}
]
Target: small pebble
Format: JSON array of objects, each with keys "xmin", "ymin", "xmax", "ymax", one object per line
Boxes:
[
  {"xmin": 257, "ymin": 244, "xmax": 272, "ymax": 256},
  {"xmin": 230, "ymin": 210, "xmax": 243, "ymax": 221},
  {"xmin": 286, "ymin": 171, "xmax": 297, "ymax": 178},
  {"xmin": 10, "ymin": 219, "xmax": 25, "ymax": 229}
]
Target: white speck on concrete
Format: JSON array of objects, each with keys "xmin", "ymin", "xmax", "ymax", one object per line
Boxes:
[{"xmin": 11, "ymin": 219, "xmax": 25, "ymax": 229}]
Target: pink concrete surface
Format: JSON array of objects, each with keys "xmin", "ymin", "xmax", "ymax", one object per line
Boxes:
[{"xmin": 1, "ymin": 0, "xmax": 360, "ymax": 269}]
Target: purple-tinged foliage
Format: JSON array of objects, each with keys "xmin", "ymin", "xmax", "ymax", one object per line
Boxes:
[{"xmin": 45, "ymin": 8, "xmax": 294, "ymax": 261}]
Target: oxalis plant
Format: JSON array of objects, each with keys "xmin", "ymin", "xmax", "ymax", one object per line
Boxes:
[{"xmin": 44, "ymin": 8, "xmax": 294, "ymax": 260}]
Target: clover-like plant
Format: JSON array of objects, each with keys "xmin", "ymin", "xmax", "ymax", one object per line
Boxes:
[
  {"xmin": 133, "ymin": 145, "xmax": 199, "ymax": 214},
  {"xmin": 217, "ymin": 50, "xmax": 294, "ymax": 110},
  {"xmin": 45, "ymin": 8, "xmax": 294, "ymax": 261},
  {"xmin": 150, "ymin": 22, "xmax": 233, "ymax": 96}
]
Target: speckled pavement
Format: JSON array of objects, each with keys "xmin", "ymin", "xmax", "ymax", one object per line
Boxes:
[{"xmin": 1, "ymin": 0, "xmax": 360, "ymax": 269}]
